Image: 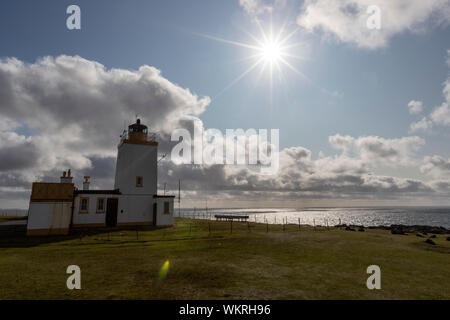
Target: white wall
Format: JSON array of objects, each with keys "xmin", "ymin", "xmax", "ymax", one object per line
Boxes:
[
  {"xmin": 27, "ymin": 195, "xmax": 173, "ymax": 233},
  {"xmin": 27, "ymin": 202, "xmax": 72, "ymax": 234},
  {"xmin": 116, "ymin": 195, "xmax": 174, "ymax": 226},
  {"xmin": 154, "ymin": 197, "xmax": 174, "ymax": 226},
  {"xmin": 72, "ymin": 194, "xmax": 118, "ymax": 226},
  {"xmin": 114, "ymin": 142, "xmax": 157, "ymax": 195},
  {"xmin": 117, "ymin": 195, "xmax": 153, "ymax": 225}
]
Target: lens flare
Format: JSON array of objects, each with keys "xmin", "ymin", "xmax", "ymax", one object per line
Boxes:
[{"xmin": 158, "ymin": 260, "xmax": 170, "ymax": 281}]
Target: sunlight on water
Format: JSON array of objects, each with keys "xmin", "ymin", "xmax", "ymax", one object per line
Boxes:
[{"xmin": 177, "ymin": 207, "xmax": 450, "ymax": 228}]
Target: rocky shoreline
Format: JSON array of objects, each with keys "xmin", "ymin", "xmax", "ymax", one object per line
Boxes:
[{"xmin": 337, "ymin": 224, "xmax": 450, "ymax": 235}]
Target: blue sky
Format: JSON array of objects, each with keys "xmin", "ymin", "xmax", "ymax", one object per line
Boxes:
[
  {"xmin": 1, "ymin": 0, "xmax": 450, "ymax": 208},
  {"xmin": 2, "ymin": 0, "xmax": 447, "ymax": 152}
]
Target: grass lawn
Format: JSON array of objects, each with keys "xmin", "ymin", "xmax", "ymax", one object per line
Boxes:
[{"xmin": 0, "ymin": 218, "xmax": 449, "ymax": 299}]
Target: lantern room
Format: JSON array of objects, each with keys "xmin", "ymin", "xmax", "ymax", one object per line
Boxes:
[{"xmin": 127, "ymin": 118, "xmax": 148, "ymax": 143}]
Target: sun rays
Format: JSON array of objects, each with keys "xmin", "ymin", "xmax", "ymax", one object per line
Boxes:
[{"xmin": 194, "ymin": 19, "xmax": 308, "ymax": 100}]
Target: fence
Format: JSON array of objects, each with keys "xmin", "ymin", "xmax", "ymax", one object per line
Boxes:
[
  {"xmin": 0, "ymin": 216, "xmax": 343, "ymax": 246},
  {"xmin": 66, "ymin": 217, "xmax": 338, "ymax": 243}
]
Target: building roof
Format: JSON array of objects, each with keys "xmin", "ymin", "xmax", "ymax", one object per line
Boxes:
[{"xmin": 30, "ymin": 182, "xmax": 74, "ymax": 203}]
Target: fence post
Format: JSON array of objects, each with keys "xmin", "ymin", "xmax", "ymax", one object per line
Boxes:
[
  {"xmin": 266, "ymin": 220, "xmax": 269, "ymax": 233},
  {"xmin": 313, "ymin": 219, "xmax": 316, "ymax": 231},
  {"xmin": 247, "ymin": 222, "xmax": 251, "ymax": 233},
  {"xmin": 298, "ymin": 218, "xmax": 301, "ymax": 231},
  {"xmin": 208, "ymin": 222, "xmax": 211, "ymax": 235},
  {"xmin": 230, "ymin": 219, "xmax": 233, "ymax": 234}
]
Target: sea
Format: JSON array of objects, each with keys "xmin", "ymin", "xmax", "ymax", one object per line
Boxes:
[{"xmin": 177, "ymin": 207, "xmax": 450, "ymax": 228}]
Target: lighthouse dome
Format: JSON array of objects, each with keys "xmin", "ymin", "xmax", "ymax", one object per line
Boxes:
[{"xmin": 128, "ymin": 118, "xmax": 148, "ymax": 134}]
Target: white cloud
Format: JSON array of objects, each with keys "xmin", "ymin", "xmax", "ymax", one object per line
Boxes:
[
  {"xmin": 297, "ymin": 0, "xmax": 450, "ymax": 49},
  {"xmin": 0, "ymin": 55, "xmax": 210, "ymax": 197},
  {"xmin": 408, "ymin": 100, "xmax": 423, "ymax": 114},
  {"xmin": 430, "ymin": 80, "xmax": 450, "ymax": 125},
  {"xmin": 408, "ymin": 50, "xmax": 450, "ymax": 131},
  {"xmin": 329, "ymin": 134, "xmax": 424, "ymax": 166},
  {"xmin": 410, "ymin": 117, "xmax": 433, "ymax": 132},
  {"xmin": 159, "ymin": 132, "xmax": 434, "ymax": 204},
  {"xmin": 447, "ymin": 49, "xmax": 450, "ymax": 67},
  {"xmin": 421, "ymin": 155, "xmax": 450, "ymax": 178},
  {"xmin": 0, "ymin": 118, "xmax": 20, "ymax": 131},
  {"xmin": 239, "ymin": 0, "xmax": 271, "ymax": 15},
  {"xmin": 239, "ymin": 0, "xmax": 286, "ymax": 16}
]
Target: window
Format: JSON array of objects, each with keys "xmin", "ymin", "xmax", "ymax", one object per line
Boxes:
[
  {"xmin": 96, "ymin": 198, "xmax": 105, "ymax": 213},
  {"xmin": 79, "ymin": 197, "xmax": 89, "ymax": 214},
  {"xmin": 136, "ymin": 176, "xmax": 143, "ymax": 187},
  {"xmin": 164, "ymin": 201, "xmax": 170, "ymax": 214}
]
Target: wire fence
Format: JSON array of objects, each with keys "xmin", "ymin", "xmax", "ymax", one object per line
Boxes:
[
  {"xmin": 0, "ymin": 217, "xmax": 345, "ymax": 246},
  {"xmin": 69, "ymin": 218, "xmax": 339, "ymax": 244}
]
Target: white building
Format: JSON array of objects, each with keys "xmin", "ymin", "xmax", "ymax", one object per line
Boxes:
[{"xmin": 26, "ymin": 119, "xmax": 174, "ymax": 236}]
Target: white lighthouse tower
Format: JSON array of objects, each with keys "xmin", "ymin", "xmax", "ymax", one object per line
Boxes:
[
  {"xmin": 113, "ymin": 118, "xmax": 174, "ymax": 226},
  {"xmin": 114, "ymin": 118, "xmax": 158, "ymax": 195}
]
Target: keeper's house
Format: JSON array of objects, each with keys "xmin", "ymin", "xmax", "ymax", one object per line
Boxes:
[{"xmin": 26, "ymin": 119, "xmax": 174, "ymax": 236}]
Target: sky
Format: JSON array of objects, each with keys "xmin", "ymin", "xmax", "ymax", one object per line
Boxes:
[{"xmin": 1, "ymin": 0, "xmax": 450, "ymax": 208}]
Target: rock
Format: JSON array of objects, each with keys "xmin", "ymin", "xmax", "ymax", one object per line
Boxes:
[
  {"xmin": 390, "ymin": 225, "xmax": 449, "ymax": 235},
  {"xmin": 446, "ymin": 237, "xmax": 450, "ymax": 241},
  {"xmin": 391, "ymin": 228, "xmax": 406, "ymax": 235},
  {"xmin": 358, "ymin": 226, "xmax": 365, "ymax": 232},
  {"xmin": 425, "ymin": 239, "xmax": 436, "ymax": 245},
  {"xmin": 345, "ymin": 226, "xmax": 356, "ymax": 231},
  {"xmin": 416, "ymin": 234, "xmax": 423, "ymax": 237},
  {"xmin": 430, "ymin": 234, "xmax": 437, "ymax": 239}
]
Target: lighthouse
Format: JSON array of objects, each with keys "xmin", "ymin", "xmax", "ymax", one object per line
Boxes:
[
  {"xmin": 114, "ymin": 118, "xmax": 158, "ymax": 195},
  {"xmin": 112, "ymin": 118, "xmax": 174, "ymax": 227},
  {"xmin": 26, "ymin": 118, "xmax": 174, "ymax": 236}
]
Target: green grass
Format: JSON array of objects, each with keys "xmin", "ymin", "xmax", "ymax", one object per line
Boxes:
[{"xmin": 0, "ymin": 218, "xmax": 449, "ymax": 299}]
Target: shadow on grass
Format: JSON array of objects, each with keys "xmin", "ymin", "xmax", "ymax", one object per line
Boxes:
[
  {"xmin": 410, "ymin": 240, "xmax": 450, "ymax": 254},
  {"xmin": 0, "ymin": 223, "xmax": 172, "ymax": 248}
]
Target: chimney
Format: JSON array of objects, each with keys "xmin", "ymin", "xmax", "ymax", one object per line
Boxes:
[
  {"xmin": 83, "ymin": 176, "xmax": 90, "ymax": 191},
  {"xmin": 60, "ymin": 169, "xmax": 73, "ymax": 183}
]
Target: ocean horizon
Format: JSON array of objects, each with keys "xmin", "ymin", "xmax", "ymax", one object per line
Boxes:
[
  {"xmin": 3, "ymin": 206, "xmax": 449, "ymax": 228},
  {"xmin": 177, "ymin": 206, "xmax": 450, "ymax": 228}
]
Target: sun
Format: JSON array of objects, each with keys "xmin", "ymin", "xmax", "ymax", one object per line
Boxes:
[
  {"xmin": 194, "ymin": 20, "xmax": 308, "ymax": 97},
  {"xmin": 260, "ymin": 39, "xmax": 283, "ymax": 63}
]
